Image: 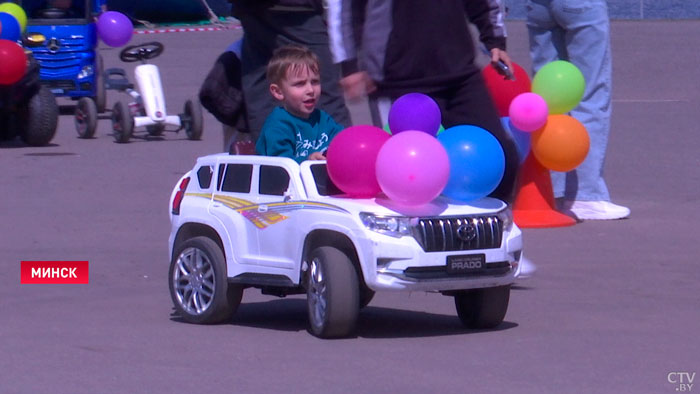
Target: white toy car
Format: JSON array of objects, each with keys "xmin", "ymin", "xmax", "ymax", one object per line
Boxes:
[{"xmin": 168, "ymin": 154, "xmax": 523, "ymax": 338}]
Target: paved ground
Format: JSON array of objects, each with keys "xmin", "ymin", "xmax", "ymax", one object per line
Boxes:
[{"xmin": 1, "ymin": 21, "xmax": 698, "ymax": 394}]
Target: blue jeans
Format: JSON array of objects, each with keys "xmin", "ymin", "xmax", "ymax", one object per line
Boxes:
[{"xmin": 527, "ymin": 0, "xmax": 612, "ymax": 201}]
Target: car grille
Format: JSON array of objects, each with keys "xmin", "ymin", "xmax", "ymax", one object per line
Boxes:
[{"xmin": 412, "ymin": 215, "xmax": 503, "ymax": 252}]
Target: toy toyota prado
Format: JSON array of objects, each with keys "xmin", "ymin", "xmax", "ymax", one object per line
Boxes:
[{"xmin": 168, "ymin": 154, "xmax": 523, "ymax": 338}]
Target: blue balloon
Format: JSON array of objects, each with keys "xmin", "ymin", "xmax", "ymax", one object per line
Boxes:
[
  {"xmin": 0, "ymin": 12, "xmax": 21, "ymax": 42},
  {"xmin": 438, "ymin": 125, "xmax": 505, "ymax": 201},
  {"xmin": 500, "ymin": 117, "xmax": 532, "ymax": 164}
]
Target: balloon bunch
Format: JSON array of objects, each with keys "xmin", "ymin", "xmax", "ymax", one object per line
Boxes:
[
  {"xmin": 97, "ymin": 11, "xmax": 133, "ymax": 47},
  {"xmin": 327, "ymin": 93, "xmax": 507, "ymax": 206},
  {"xmin": 0, "ymin": 3, "xmax": 27, "ymax": 85},
  {"xmin": 483, "ymin": 60, "xmax": 590, "ymax": 172}
]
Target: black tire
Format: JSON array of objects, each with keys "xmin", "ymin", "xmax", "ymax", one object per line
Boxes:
[
  {"xmin": 306, "ymin": 246, "xmax": 360, "ymax": 338},
  {"xmin": 169, "ymin": 236, "xmax": 243, "ymax": 324},
  {"xmin": 360, "ymin": 287, "xmax": 375, "ymax": 309},
  {"xmin": 111, "ymin": 100, "xmax": 133, "ymax": 143},
  {"xmin": 454, "ymin": 285, "xmax": 510, "ymax": 329},
  {"xmin": 75, "ymin": 97, "xmax": 98, "ymax": 139},
  {"xmin": 183, "ymin": 99, "xmax": 203, "ymax": 140},
  {"xmin": 0, "ymin": 113, "xmax": 16, "ymax": 141},
  {"xmin": 94, "ymin": 54, "xmax": 106, "ymax": 113},
  {"xmin": 19, "ymin": 86, "xmax": 58, "ymax": 147}
]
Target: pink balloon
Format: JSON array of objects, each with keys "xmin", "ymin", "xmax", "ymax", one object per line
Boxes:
[
  {"xmin": 508, "ymin": 92, "xmax": 548, "ymax": 132},
  {"xmin": 376, "ymin": 131, "xmax": 450, "ymax": 206},
  {"xmin": 327, "ymin": 125, "xmax": 391, "ymax": 198}
]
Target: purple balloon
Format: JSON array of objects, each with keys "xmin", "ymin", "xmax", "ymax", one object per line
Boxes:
[
  {"xmin": 376, "ymin": 131, "xmax": 450, "ymax": 206},
  {"xmin": 97, "ymin": 11, "xmax": 133, "ymax": 47},
  {"xmin": 388, "ymin": 93, "xmax": 441, "ymax": 136}
]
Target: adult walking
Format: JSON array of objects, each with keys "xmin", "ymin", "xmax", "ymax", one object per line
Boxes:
[{"xmin": 527, "ymin": 0, "xmax": 630, "ymax": 220}]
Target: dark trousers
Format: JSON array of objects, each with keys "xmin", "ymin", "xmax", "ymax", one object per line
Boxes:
[{"xmin": 239, "ymin": 10, "xmax": 351, "ymax": 140}]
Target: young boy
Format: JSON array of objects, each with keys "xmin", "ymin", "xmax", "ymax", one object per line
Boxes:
[{"xmin": 255, "ymin": 45, "xmax": 344, "ymax": 163}]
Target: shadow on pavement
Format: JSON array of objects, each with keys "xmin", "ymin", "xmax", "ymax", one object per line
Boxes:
[{"xmin": 170, "ymin": 298, "xmax": 518, "ymax": 339}]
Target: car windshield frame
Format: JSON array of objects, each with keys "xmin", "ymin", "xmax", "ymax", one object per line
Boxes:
[
  {"xmin": 309, "ymin": 163, "xmax": 344, "ymax": 197},
  {"xmin": 21, "ymin": 0, "xmax": 93, "ymax": 25}
]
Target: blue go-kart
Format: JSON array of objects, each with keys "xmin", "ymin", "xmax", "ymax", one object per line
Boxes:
[{"xmin": 20, "ymin": 0, "xmax": 106, "ymax": 132}]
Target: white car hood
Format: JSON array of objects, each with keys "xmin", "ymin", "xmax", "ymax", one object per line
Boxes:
[{"xmin": 314, "ymin": 194, "xmax": 507, "ymax": 217}]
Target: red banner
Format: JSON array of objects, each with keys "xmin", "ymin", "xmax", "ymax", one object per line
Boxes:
[{"xmin": 21, "ymin": 261, "xmax": 89, "ymax": 284}]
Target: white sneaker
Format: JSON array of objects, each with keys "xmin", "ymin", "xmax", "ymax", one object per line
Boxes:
[
  {"xmin": 518, "ymin": 254, "xmax": 537, "ymax": 279},
  {"xmin": 561, "ymin": 200, "xmax": 630, "ymax": 220}
]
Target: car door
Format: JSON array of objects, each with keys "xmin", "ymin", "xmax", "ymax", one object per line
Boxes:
[
  {"xmin": 250, "ymin": 164, "xmax": 302, "ymax": 270},
  {"xmin": 208, "ymin": 161, "xmax": 260, "ymax": 266}
]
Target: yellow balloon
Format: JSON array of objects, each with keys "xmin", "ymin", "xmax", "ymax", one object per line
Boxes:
[{"xmin": 0, "ymin": 2, "xmax": 27, "ymax": 32}]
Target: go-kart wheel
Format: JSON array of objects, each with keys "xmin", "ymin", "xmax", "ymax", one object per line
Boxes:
[
  {"xmin": 112, "ymin": 101, "xmax": 133, "ymax": 143},
  {"xmin": 19, "ymin": 86, "xmax": 59, "ymax": 147},
  {"xmin": 94, "ymin": 55, "xmax": 106, "ymax": 113},
  {"xmin": 75, "ymin": 97, "xmax": 98, "ymax": 139},
  {"xmin": 183, "ymin": 99, "xmax": 203, "ymax": 140}
]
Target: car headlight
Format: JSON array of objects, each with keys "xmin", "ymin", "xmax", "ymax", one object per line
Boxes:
[
  {"xmin": 359, "ymin": 213, "xmax": 413, "ymax": 238},
  {"xmin": 497, "ymin": 207, "xmax": 514, "ymax": 231},
  {"xmin": 77, "ymin": 65, "xmax": 94, "ymax": 79}
]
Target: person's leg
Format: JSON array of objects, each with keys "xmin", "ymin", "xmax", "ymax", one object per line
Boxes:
[
  {"xmin": 550, "ymin": 0, "xmax": 611, "ymax": 202},
  {"xmin": 438, "ymin": 73, "xmax": 520, "ymax": 203},
  {"xmin": 239, "ymin": 13, "xmax": 278, "ymax": 142},
  {"xmin": 526, "ymin": 0, "xmax": 567, "ymax": 198}
]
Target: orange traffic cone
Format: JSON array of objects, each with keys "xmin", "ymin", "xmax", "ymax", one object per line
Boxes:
[{"xmin": 513, "ymin": 154, "xmax": 576, "ymax": 228}]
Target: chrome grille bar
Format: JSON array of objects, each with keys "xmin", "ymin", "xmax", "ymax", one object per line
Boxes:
[{"xmin": 412, "ymin": 215, "xmax": 503, "ymax": 252}]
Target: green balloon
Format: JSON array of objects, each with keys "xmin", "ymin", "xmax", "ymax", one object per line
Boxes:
[
  {"xmin": 436, "ymin": 124, "xmax": 445, "ymax": 136},
  {"xmin": 0, "ymin": 2, "xmax": 27, "ymax": 32},
  {"xmin": 532, "ymin": 60, "xmax": 585, "ymax": 114}
]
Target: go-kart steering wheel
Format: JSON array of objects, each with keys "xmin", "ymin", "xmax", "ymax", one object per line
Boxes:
[{"xmin": 119, "ymin": 42, "xmax": 165, "ymax": 63}]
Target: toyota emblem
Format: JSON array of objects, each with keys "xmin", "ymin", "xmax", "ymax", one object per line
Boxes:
[{"xmin": 456, "ymin": 223, "xmax": 477, "ymax": 242}]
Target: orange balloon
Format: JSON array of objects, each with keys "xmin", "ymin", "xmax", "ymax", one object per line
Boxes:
[{"xmin": 531, "ymin": 114, "xmax": 590, "ymax": 172}]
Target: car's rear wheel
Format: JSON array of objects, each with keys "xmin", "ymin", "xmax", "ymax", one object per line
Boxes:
[
  {"xmin": 75, "ymin": 97, "xmax": 98, "ymax": 139},
  {"xmin": 454, "ymin": 285, "xmax": 510, "ymax": 329},
  {"xmin": 111, "ymin": 100, "xmax": 133, "ymax": 143},
  {"xmin": 169, "ymin": 236, "xmax": 243, "ymax": 324},
  {"xmin": 306, "ymin": 246, "xmax": 359, "ymax": 338},
  {"xmin": 19, "ymin": 86, "xmax": 58, "ymax": 146}
]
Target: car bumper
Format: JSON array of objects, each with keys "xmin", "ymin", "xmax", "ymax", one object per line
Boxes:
[{"xmin": 357, "ymin": 225, "xmax": 523, "ymax": 292}]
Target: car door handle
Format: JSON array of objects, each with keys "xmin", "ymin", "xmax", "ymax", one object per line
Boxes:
[
  {"xmin": 212, "ymin": 203, "xmax": 222, "ymax": 208},
  {"xmin": 258, "ymin": 205, "xmax": 268, "ymax": 213}
]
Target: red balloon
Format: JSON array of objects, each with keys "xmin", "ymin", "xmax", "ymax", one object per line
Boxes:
[
  {"xmin": 482, "ymin": 61, "xmax": 532, "ymax": 117},
  {"xmin": 0, "ymin": 39, "xmax": 27, "ymax": 85}
]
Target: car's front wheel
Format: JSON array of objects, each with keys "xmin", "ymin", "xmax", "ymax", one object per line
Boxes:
[
  {"xmin": 306, "ymin": 246, "xmax": 360, "ymax": 338},
  {"xmin": 169, "ymin": 236, "xmax": 243, "ymax": 324},
  {"xmin": 454, "ymin": 285, "xmax": 510, "ymax": 329}
]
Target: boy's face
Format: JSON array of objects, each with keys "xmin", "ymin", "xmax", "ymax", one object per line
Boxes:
[{"xmin": 270, "ymin": 65, "xmax": 321, "ymax": 119}]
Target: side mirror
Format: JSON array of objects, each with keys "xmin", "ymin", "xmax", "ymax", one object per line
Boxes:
[
  {"xmin": 283, "ymin": 190, "xmax": 293, "ymax": 202},
  {"xmin": 24, "ymin": 33, "xmax": 46, "ymax": 48}
]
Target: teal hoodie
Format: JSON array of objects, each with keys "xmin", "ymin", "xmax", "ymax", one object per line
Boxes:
[{"xmin": 256, "ymin": 107, "xmax": 344, "ymax": 163}]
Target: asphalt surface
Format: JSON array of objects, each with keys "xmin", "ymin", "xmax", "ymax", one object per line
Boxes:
[{"xmin": 1, "ymin": 21, "xmax": 698, "ymax": 394}]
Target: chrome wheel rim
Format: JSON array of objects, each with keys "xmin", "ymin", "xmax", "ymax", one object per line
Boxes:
[
  {"xmin": 173, "ymin": 247, "xmax": 216, "ymax": 315},
  {"xmin": 308, "ymin": 258, "xmax": 327, "ymax": 329}
]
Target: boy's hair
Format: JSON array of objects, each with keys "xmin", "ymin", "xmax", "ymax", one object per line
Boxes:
[{"xmin": 266, "ymin": 45, "xmax": 320, "ymax": 85}]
